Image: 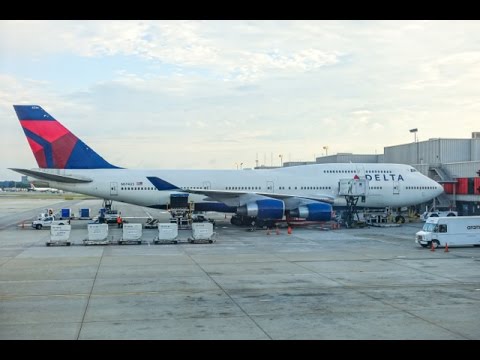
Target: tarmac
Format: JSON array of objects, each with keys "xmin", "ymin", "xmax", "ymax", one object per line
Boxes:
[{"xmin": 1, "ymin": 193, "xmax": 479, "ymax": 339}]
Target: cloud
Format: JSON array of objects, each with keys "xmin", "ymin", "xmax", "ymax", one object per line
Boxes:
[
  {"xmin": 0, "ymin": 20, "xmax": 341, "ymax": 83},
  {"xmin": 1, "ymin": 20, "xmax": 480, "ymax": 179}
]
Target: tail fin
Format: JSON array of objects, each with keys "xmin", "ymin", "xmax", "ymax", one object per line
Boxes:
[{"xmin": 14, "ymin": 105, "xmax": 119, "ymax": 169}]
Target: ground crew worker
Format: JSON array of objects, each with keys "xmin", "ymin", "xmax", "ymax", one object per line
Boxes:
[{"xmin": 117, "ymin": 215, "xmax": 123, "ymax": 228}]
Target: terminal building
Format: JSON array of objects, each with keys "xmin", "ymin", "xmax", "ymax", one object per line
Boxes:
[{"xmin": 280, "ymin": 132, "xmax": 480, "ymax": 216}]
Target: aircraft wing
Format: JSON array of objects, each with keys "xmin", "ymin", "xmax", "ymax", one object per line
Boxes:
[
  {"xmin": 184, "ymin": 189, "xmax": 335, "ymax": 208},
  {"xmin": 9, "ymin": 168, "xmax": 93, "ymax": 183}
]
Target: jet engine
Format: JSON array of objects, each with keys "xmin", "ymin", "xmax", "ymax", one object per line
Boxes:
[
  {"xmin": 289, "ymin": 202, "xmax": 332, "ymax": 221},
  {"xmin": 237, "ymin": 199, "xmax": 285, "ymax": 220}
]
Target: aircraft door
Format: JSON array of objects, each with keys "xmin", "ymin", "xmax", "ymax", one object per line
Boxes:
[
  {"xmin": 266, "ymin": 181, "xmax": 274, "ymax": 193},
  {"xmin": 110, "ymin": 182, "xmax": 118, "ymax": 196},
  {"xmin": 202, "ymin": 181, "xmax": 211, "ymax": 190},
  {"xmin": 393, "ymin": 181, "xmax": 400, "ymax": 195},
  {"xmin": 355, "ymin": 165, "xmax": 365, "ymax": 177}
]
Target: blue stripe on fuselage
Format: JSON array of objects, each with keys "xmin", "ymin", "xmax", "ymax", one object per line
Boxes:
[
  {"xmin": 194, "ymin": 202, "xmax": 237, "ymax": 213},
  {"xmin": 147, "ymin": 202, "xmax": 237, "ymax": 213},
  {"xmin": 147, "ymin": 176, "xmax": 180, "ymax": 190}
]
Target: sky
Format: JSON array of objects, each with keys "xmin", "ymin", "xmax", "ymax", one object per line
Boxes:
[{"xmin": 1, "ymin": 20, "xmax": 480, "ymax": 180}]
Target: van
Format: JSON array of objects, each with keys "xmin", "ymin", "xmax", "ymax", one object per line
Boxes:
[{"xmin": 415, "ymin": 216, "xmax": 480, "ymax": 248}]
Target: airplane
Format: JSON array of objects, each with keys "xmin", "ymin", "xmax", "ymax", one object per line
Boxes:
[
  {"xmin": 10, "ymin": 105, "xmax": 444, "ymax": 227},
  {"xmin": 29, "ymin": 183, "xmax": 62, "ymax": 193}
]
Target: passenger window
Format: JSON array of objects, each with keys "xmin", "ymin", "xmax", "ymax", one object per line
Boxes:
[{"xmin": 439, "ymin": 224, "xmax": 447, "ymax": 233}]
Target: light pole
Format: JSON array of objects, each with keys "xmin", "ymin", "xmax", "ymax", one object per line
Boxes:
[
  {"xmin": 279, "ymin": 154, "xmax": 283, "ymax": 167},
  {"xmin": 409, "ymin": 128, "xmax": 418, "ymax": 164},
  {"xmin": 323, "ymin": 146, "xmax": 328, "ymax": 156},
  {"xmin": 409, "ymin": 128, "xmax": 418, "ymax": 143}
]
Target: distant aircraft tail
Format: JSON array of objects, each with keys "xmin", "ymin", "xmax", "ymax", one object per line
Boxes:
[{"xmin": 13, "ymin": 105, "xmax": 119, "ymax": 169}]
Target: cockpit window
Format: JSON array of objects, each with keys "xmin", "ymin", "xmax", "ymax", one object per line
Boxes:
[{"xmin": 410, "ymin": 168, "xmax": 417, "ymax": 172}]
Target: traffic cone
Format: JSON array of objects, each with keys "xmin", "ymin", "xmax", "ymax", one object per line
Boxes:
[
  {"xmin": 287, "ymin": 226, "xmax": 292, "ymax": 235},
  {"xmin": 275, "ymin": 227, "xmax": 280, "ymax": 235},
  {"xmin": 444, "ymin": 243, "xmax": 449, "ymax": 252},
  {"xmin": 430, "ymin": 242, "xmax": 435, "ymax": 252}
]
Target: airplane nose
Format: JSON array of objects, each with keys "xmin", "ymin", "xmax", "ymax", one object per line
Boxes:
[
  {"xmin": 435, "ymin": 185, "xmax": 444, "ymax": 197},
  {"xmin": 431, "ymin": 180, "xmax": 444, "ymax": 197}
]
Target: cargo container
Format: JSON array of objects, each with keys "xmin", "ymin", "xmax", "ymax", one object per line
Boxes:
[
  {"xmin": 61, "ymin": 208, "xmax": 71, "ymax": 219},
  {"xmin": 80, "ymin": 208, "xmax": 90, "ymax": 218}
]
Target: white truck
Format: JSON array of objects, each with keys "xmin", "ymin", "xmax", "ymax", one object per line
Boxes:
[
  {"xmin": 32, "ymin": 216, "xmax": 68, "ymax": 230},
  {"xmin": 415, "ymin": 216, "xmax": 480, "ymax": 248}
]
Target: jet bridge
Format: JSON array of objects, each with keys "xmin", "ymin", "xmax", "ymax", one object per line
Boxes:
[{"xmin": 338, "ymin": 178, "xmax": 368, "ymax": 228}]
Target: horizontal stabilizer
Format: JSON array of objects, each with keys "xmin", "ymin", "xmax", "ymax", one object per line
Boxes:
[{"xmin": 9, "ymin": 168, "xmax": 92, "ymax": 183}]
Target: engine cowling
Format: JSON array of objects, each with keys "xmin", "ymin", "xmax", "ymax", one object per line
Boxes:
[
  {"xmin": 289, "ymin": 202, "xmax": 332, "ymax": 221},
  {"xmin": 237, "ymin": 199, "xmax": 285, "ymax": 220}
]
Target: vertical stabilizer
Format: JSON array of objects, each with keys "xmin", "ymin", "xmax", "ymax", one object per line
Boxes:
[{"xmin": 14, "ymin": 105, "xmax": 119, "ymax": 169}]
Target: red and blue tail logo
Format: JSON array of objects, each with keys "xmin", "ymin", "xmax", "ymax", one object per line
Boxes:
[{"xmin": 14, "ymin": 105, "xmax": 119, "ymax": 169}]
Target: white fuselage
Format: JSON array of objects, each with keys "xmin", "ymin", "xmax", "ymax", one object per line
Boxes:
[{"xmin": 30, "ymin": 163, "xmax": 444, "ymax": 211}]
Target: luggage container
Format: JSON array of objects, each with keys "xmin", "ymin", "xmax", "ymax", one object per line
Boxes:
[
  {"xmin": 153, "ymin": 223, "xmax": 178, "ymax": 244},
  {"xmin": 188, "ymin": 222, "xmax": 216, "ymax": 243},
  {"xmin": 83, "ymin": 224, "xmax": 109, "ymax": 245},
  {"xmin": 120, "ymin": 223, "xmax": 143, "ymax": 245},
  {"xmin": 47, "ymin": 224, "xmax": 71, "ymax": 246},
  {"xmin": 61, "ymin": 208, "xmax": 71, "ymax": 219}
]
